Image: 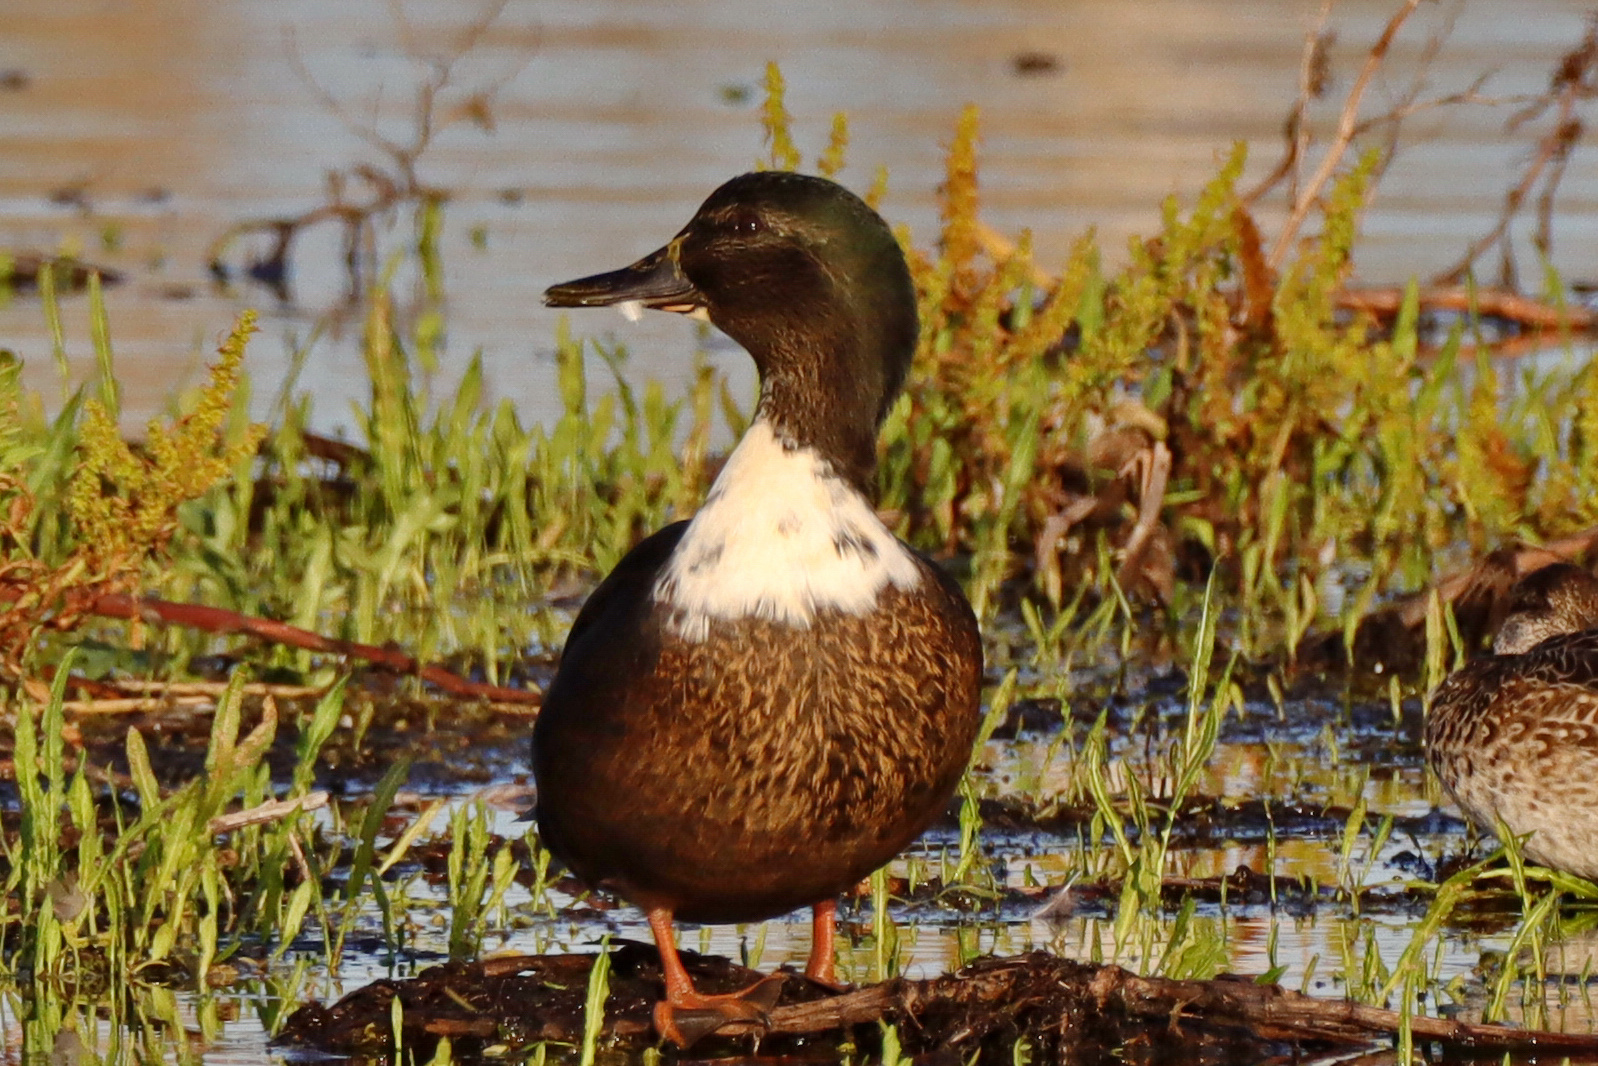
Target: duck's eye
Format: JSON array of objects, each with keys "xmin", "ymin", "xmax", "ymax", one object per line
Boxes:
[{"xmin": 726, "ymin": 212, "xmax": 764, "ymax": 236}]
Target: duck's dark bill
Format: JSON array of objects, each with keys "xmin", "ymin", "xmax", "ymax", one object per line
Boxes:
[{"xmin": 543, "ymin": 243, "xmax": 705, "ymax": 313}]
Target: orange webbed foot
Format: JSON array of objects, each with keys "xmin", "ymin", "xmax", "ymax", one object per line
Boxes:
[
  {"xmin": 651, "ymin": 973, "xmax": 785, "ymax": 1047},
  {"xmin": 801, "ymin": 970, "xmax": 850, "ymax": 994}
]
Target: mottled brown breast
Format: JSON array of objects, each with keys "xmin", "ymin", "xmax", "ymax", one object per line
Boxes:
[{"xmin": 533, "ymin": 546, "xmax": 982, "ymax": 924}]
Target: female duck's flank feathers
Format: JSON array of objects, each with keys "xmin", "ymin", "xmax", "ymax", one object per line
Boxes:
[
  {"xmin": 655, "ymin": 420, "xmax": 922, "ymax": 641},
  {"xmin": 1426, "ymin": 560, "xmax": 1598, "ymax": 879}
]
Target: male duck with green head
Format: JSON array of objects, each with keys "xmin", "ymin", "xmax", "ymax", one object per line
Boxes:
[{"xmin": 535, "ymin": 171, "xmax": 983, "ymax": 1046}]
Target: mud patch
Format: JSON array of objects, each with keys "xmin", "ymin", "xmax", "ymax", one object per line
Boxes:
[{"xmin": 277, "ymin": 947, "xmax": 1598, "ymax": 1065}]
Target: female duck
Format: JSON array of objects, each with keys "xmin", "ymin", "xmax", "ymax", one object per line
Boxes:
[
  {"xmin": 534, "ymin": 172, "xmax": 983, "ymax": 1045},
  {"xmin": 1426, "ymin": 561, "xmax": 1598, "ymax": 879}
]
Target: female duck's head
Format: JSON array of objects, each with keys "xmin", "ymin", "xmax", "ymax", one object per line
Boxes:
[
  {"xmin": 1493, "ymin": 561, "xmax": 1598, "ymax": 655},
  {"xmin": 545, "ymin": 172, "xmax": 917, "ymax": 492}
]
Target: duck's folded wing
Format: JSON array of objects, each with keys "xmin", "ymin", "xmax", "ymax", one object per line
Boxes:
[
  {"xmin": 1514, "ymin": 629, "xmax": 1598, "ymax": 687},
  {"xmin": 557, "ymin": 521, "xmax": 689, "ymax": 659},
  {"xmin": 1495, "ymin": 680, "xmax": 1598, "ymax": 776}
]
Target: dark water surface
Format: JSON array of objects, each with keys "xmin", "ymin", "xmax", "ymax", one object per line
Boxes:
[{"xmin": 3, "ymin": 0, "xmax": 1596, "ymax": 430}]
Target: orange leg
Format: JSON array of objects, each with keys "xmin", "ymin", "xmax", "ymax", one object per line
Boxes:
[
  {"xmin": 804, "ymin": 898, "xmax": 845, "ymax": 988},
  {"xmin": 647, "ymin": 908, "xmax": 783, "ymax": 1047}
]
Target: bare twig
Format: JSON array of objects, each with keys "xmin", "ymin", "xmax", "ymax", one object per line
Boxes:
[
  {"xmin": 1242, "ymin": 0, "xmax": 1336, "ymax": 208},
  {"xmin": 1359, "ymin": 0, "xmax": 1465, "ymax": 178},
  {"xmin": 111, "ymin": 679, "xmax": 330, "ymax": 699},
  {"xmin": 1115, "ymin": 441, "xmax": 1173, "ymax": 595},
  {"xmin": 1241, "ymin": 0, "xmax": 1481, "ymax": 207},
  {"xmin": 1267, "ymin": 0, "xmax": 1426, "ymax": 271},
  {"xmin": 211, "ymin": 0, "xmax": 531, "ymax": 299},
  {"xmin": 58, "ymin": 680, "xmax": 332, "ymax": 715},
  {"xmin": 1436, "ymin": 15, "xmax": 1598, "ymax": 286},
  {"xmin": 60, "ymin": 696, "xmax": 214, "ymax": 715},
  {"xmin": 1354, "ymin": 72, "xmax": 1504, "ymax": 156},
  {"xmin": 1433, "ymin": 117, "xmax": 1573, "ymax": 287},
  {"xmin": 37, "ymin": 591, "xmax": 542, "ymax": 707},
  {"xmin": 1336, "ymin": 284, "xmax": 1597, "ymax": 331},
  {"xmin": 208, "ymin": 791, "xmax": 331, "ymax": 835},
  {"xmin": 286, "ymin": 828, "xmax": 314, "ymax": 885}
]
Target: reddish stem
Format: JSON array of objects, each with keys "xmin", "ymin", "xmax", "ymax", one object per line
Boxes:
[{"xmin": 86, "ymin": 592, "xmax": 540, "ymax": 706}]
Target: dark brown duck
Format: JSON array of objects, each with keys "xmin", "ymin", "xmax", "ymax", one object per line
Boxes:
[
  {"xmin": 534, "ymin": 172, "xmax": 984, "ymax": 1045},
  {"xmin": 1425, "ymin": 561, "xmax": 1598, "ymax": 879}
]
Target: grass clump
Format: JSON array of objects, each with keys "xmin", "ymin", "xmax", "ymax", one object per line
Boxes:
[
  {"xmin": 17, "ymin": 69, "xmax": 1586, "ymax": 692},
  {"xmin": 0, "ymin": 312, "xmax": 263, "ymax": 688},
  {"xmin": 67, "ymin": 311, "xmax": 264, "ymax": 571},
  {"xmin": 859, "ymin": 101, "xmax": 1598, "ymax": 666},
  {"xmin": 3, "ymin": 675, "xmax": 332, "ymax": 984}
]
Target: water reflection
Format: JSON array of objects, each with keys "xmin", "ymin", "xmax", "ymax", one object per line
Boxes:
[{"xmin": 2, "ymin": 0, "xmax": 1596, "ymax": 430}]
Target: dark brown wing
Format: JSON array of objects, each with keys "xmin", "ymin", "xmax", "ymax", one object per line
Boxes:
[
  {"xmin": 558, "ymin": 521, "xmax": 687, "ymax": 660},
  {"xmin": 531, "ymin": 533, "xmax": 983, "ymax": 922},
  {"xmin": 530, "ymin": 522, "xmax": 685, "ymax": 865}
]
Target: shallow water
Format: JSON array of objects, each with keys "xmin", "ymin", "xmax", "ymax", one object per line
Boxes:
[
  {"xmin": 3, "ymin": 0, "xmax": 1597, "ymax": 432},
  {"xmin": 7, "ymin": 670, "xmax": 1596, "ymax": 1064}
]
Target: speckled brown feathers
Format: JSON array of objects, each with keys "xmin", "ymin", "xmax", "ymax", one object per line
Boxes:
[
  {"xmin": 1426, "ymin": 563, "xmax": 1598, "ymax": 879},
  {"xmin": 533, "ymin": 533, "xmax": 982, "ymax": 923}
]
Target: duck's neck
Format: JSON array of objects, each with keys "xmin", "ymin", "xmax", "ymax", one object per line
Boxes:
[
  {"xmin": 757, "ymin": 392, "xmax": 875, "ymax": 497},
  {"xmin": 749, "ymin": 323, "xmax": 910, "ymax": 498}
]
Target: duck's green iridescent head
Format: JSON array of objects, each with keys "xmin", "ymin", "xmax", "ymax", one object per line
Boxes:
[{"xmin": 546, "ymin": 172, "xmax": 918, "ymax": 493}]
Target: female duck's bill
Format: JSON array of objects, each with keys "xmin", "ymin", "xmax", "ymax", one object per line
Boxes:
[{"xmin": 533, "ymin": 172, "xmax": 984, "ymax": 1047}]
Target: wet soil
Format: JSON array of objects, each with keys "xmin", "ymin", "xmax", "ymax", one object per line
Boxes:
[{"xmin": 275, "ymin": 945, "xmax": 1598, "ymax": 1066}]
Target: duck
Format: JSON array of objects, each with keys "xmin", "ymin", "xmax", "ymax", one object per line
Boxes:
[
  {"xmin": 1425, "ymin": 560, "xmax": 1598, "ymax": 880},
  {"xmin": 533, "ymin": 171, "xmax": 984, "ymax": 1046}
]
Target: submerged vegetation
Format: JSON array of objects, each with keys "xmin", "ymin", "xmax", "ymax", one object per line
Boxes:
[{"xmin": 4, "ymin": 4, "xmax": 1598, "ymax": 1063}]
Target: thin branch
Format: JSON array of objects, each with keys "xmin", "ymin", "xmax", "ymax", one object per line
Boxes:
[
  {"xmin": 1267, "ymin": 0, "xmax": 1426, "ymax": 271},
  {"xmin": 1353, "ymin": 74, "xmax": 1506, "ymax": 145},
  {"xmin": 110, "ymin": 680, "xmax": 329, "ymax": 698},
  {"xmin": 1436, "ymin": 15, "xmax": 1598, "ymax": 285},
  {"xmin": 1335, "ymin": 284, "xmax": 1597, "ymax": 331},
  {"xmin": 1434, "ymin": 114, "xmax": 1565, "ymax": 286},
  {"xmin": 1533, "ymin": 118, "xmax": 1581, "ymax": 257},
  {"xmin": 1364, "ymin": 0, "xmax": 1463, "ymax": 177},
  {"xmin": 282, "ymin": 26, "xmax": 407, "ymax": 167},
  {"xmin": 75, "ymin": 592, "xmax": 540, "ymax": 707},
  {"xmin": 218, "ymin": 0, "xmax": 530, "ymax": 299},
  {"xmin": 208, "ymin": 790, "xmax": 331, "ymax": 835},
  {"xmin": 1242, "ymin": 0, "xmax": 1335, "ymax": 207},
  {"xmin": 1115, "ymin": 441, "xmax": 1172, "ymax": 595}
]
